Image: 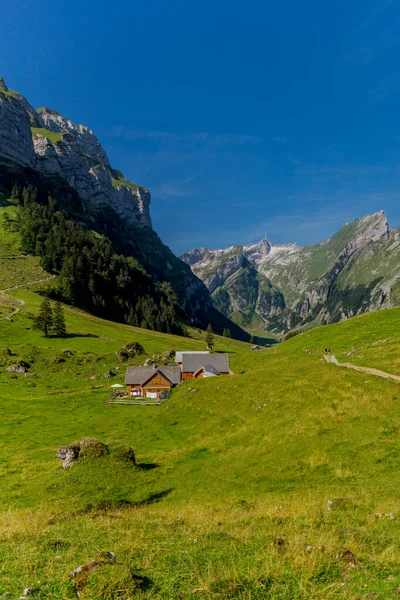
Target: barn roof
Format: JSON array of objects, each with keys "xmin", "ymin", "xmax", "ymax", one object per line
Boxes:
[
  {"xmin": 124, "ymin": 366, "xmax": 181, "ymax": 386},
  {"xmin": 182, "ymin": 353, "xmax": 229, "ymax": 374},
  {"xmin": 175, "ymin": 350, "xmax": 210, "ymax": 363}
]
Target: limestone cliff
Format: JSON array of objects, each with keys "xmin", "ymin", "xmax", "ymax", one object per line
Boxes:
[
  {"xmin": 0, "ymin": 77, "xmax": 249, "ymax": 340},
  {"xmin": 0, "ymin": 78, "xmax": 151, "ymax": 228}
]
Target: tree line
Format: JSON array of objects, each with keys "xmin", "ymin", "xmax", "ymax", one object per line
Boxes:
[{"xmin": 12, "ymin": 185, "xmax": 185, "ymax": 335}]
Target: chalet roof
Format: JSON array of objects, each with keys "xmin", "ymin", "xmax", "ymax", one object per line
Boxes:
[
  {"xmin": 124, "ymin": 366, "xmax": 181, "ymax": 386},
  {"xmin": 175, "ymin": 350, "xmax": 210, "ymax": 363},
  {"xmin": 182, "ymin": 353, "xmax": 229, "ymax": 374},
  {"xmin": 157, "ymin": 366, "xmax": 182, "ymax": 385},
  {"xmin": 193, "ymin": 364, "xmax": 220, "ymax": 377}
]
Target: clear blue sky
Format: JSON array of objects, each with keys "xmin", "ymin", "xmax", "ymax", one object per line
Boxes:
[{"xmin": 1, "ymin": 0, "xmax": 400, "ymax": 254}]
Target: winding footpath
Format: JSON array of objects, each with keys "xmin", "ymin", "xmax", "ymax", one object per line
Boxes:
[
  {"xmin": 0, "ymin": 276, "xmax": 55, "ymax": 319},
  {"xmin": 324, "ymin": 354, "xmax": 400, "ymax": 383}
]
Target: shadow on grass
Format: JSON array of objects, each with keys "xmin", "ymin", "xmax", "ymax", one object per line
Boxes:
[
  {"xmin": 62, "ymin": 332, "xmax": 99, "ymax": 339},
  {"xmin": 137, "ymin": 462, "xmax": 159, "ymax": 471},
  {"xmin": 77, "ymin": 488, "xmax": 174, "ymax": 514}
]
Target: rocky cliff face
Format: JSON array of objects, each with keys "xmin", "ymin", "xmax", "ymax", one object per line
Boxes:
[
  {"xmin": 0, "ymin": 77, "xmax": 249, "ymax": 340},
  {"xmin": 182, "ymin": 211, "xmax": 399, "ymax": 334},
  {"xmin": 0, "ymin": 78, "xmax": 151, "ymax": 228}
]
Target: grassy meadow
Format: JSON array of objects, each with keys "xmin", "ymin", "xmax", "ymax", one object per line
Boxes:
[{"xmin": 0, "ymin": 200, "xmax": 399, "ymax": 598}]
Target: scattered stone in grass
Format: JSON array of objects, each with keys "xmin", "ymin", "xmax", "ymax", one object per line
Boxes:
[
  {"xmin": 7, "ymin": 364, "xmax": 28, "ymax": 374},
  {"xmin": 103, "ymin": 370, "xmax": 116, "ymax": 378},
  {"xmin": 89, "ymin": 374, "xmax": 99, "ymax": 380},
  {"xmin": 327, "ymin": 497, "xmax": 355, "ymax": 511},
  {"xmin": 61, "ymin": 349, "xmax": 74, "ymax": 356},
  {"xmin": 143, "ymin": 358, "xmax": 156, "ymax": 367},
  {"xmin": 375, "ymin": 512, "xmax": 396, "ymax": 520},
  {"xmin": 306, "ymin": 545, "xmax": 326, "ymax": 553}
]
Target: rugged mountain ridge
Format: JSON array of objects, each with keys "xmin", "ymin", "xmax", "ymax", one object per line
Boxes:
[
  {"xmin": 0, "ymin": 77, "xmax": 247, "ymax": 339},
  {"xmin": 0, "ymin": 76, "xmax": 151, "ymax": 228},
  {"xmin": 181, "ymin": 211, "xmax": 400, "ymax": 334}
]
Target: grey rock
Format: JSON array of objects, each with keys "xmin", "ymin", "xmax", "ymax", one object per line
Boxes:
[
  {"xmin": 6, "ymin": 365, "xmax": 27, "ymax": 374},
  {"xmin": 57, "ymin": 438, "xmax": 109, "ymax": 469},
  {"xmin": 0, "ymin": 78, "xmax": 151, "ymax": 229},
  {"xmin": 104, "ymin": 370, "xmax": 116, "ymax": 378},
  {"xmin": 56, "ymin": 443, "xmax": 80, "ymax": 469}
]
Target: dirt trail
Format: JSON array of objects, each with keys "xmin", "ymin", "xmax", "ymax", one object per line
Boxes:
[
  {"xmin": 324, "ymin": 354, "xmax": 400, "ymax": 383},
  {"xmin": 0, "ymin": 276, "xmax": 55, "ymax": 319}
]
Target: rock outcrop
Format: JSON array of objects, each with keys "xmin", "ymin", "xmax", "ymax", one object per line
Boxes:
[
  {"xmin": 56, "ymin": 438, "xmax": 109, "ymax": 469},
  {"xmin": 0, "ymin": 78, "xmax": 151, "ymax": 228}
]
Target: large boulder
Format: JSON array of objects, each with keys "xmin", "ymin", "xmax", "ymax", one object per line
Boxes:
[
  {"xmin": 56, "ymin": 438, "xmax": 109, "ymax": 469},
  {"xmin": 116, "ymin": 341, "xmax": 145, "ymax": 362}
]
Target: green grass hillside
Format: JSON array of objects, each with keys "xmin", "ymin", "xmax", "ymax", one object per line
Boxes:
[{"xmin": 0, "ymin": 201, "xmax": 400, "ymax": 598}]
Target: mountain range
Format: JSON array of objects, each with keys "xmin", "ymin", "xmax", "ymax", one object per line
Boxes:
[
  {"xmin": 181, "ymin": 210, "xmax": 400, "ymax": 334},
  {"xmin": 0, "ymin": 76, "xmax": 247, "ymax": 340}
]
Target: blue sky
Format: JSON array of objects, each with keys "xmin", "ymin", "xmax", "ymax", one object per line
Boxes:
[{"xmin": 1, "ymin": 0, "xmax": 400, "ymax": 254}]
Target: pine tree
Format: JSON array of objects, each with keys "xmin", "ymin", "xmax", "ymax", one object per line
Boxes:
[
  {"xmin": 52, "ymin": 301, "xmax": 67, "ymax": 337},
  {"xmin": 205, "ymin": 323, "xmax": 215, "ymax": 350},
  {"xmin": 249, "ymin": 336, "xmax": 256, "ymax": 344},
  {"xmin": 21, "ymin": 187, "xmax": 30, "ymax": 206},
  {"xmin": 10, "ymin": 184, "xmax": 19, "ymax": 200},
  {"xmin": 34, "ymin": 297, "xmax": 53, "ymax": 337}
]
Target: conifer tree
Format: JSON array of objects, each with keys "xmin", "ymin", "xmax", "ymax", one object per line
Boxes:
[
  {"xmin": 21, "ymin": 187, "xmax": 30, "ymax": 206},
  {"xmin": 34, "ymin": 298, "xmax": 53, "ymax": 337},
  {"xmin": 10, "ymin": 184, "xmax": 19, "ymax": 200},
  {"xmin": 249, "ymin": 335, "xmax": 256, "ymax": 345},
  {"xmin": 52, "ymin": 301, "xmax": 67, "ymax": 337},
  {"xmin": 205, "ymin": 323, "xmax": 215, "ymax": 350}
]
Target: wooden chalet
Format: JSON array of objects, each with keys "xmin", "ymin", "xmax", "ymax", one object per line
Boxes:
[
  {"xmin": 124, "ymin": 366, "xmax": 181, "ymax": 399},
  {"xmin": 124, "ymin": 352, "xmax": 231, "ymax": 399},
  {"xmin": 180, "ymin": 353, "xmax": 230, "ymax": 380}
]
